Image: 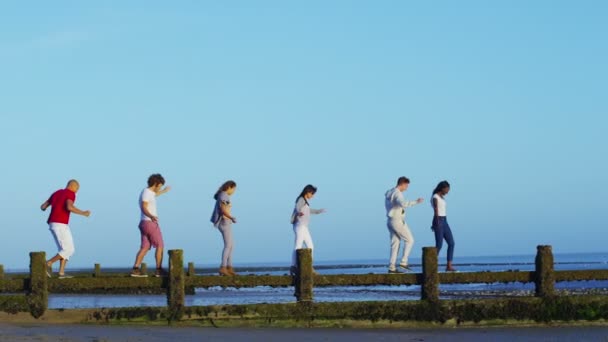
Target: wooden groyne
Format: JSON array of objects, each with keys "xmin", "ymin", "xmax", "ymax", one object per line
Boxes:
[{"xmin": 1, "ymin": 245, "xmax": 608, "ymax": 325}]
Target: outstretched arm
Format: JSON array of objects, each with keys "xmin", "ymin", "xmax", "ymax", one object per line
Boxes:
[
  {"xmin": 156, "ymin": 186, "xmax": 171, "ymax": 197},
  {"xmin": 310, "ymin": 208, "xmax": 326, "ymax": 215},
  {"xmin": 397, "ymin": 193, "xmax": 424, "ymax": 208},
  {"xmin": 40, "ymin": 200, "xmax": 50, "ymax": 211},
  {"xmin": 66, "ymin": 199, "xmax": 91, "ymax": 217}
]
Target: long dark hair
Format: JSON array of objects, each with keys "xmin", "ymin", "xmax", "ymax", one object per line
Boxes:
[
  {"xmin": 214, "ymin": 180, "xmax": 236, "ymax": 200},
  {"xmin": 432, "ymin": 181, "xmax": 450, "ymax": 197},
  {"xmin": 296, "ymin": 184, "xmax": 317, "ymax": 204}
]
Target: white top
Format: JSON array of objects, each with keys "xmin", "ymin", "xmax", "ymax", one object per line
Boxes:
[
  {"xmin": 433, "ymin": 194, "xmax": 447, "ymax": 217},
  {"xmin": 140, "ymin": 188, "xmax": 157, "ymax": 221},
  {"xmin": 292, "ymin": 197, "xmax": 323, "ymax": 226},
  {"xmin": 385, "ymin": 187, "xmax": 419, "ymax": 220}
]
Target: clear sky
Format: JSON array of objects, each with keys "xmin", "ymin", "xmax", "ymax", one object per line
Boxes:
[{"xmin": 1, "ymin": 1, "xmax": 606, "ymax": 269}]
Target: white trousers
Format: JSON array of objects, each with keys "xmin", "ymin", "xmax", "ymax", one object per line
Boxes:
[
  {"xmin": 292, "ymin": 224, "xmax": 314, "ymax": 266},
  {"xmin": 387, "ymin": 218, "xmax": 414, "ymax": 269},
  {"xmin": 49, "ymin": 223, "xmax": 75, "ymax": 260}
]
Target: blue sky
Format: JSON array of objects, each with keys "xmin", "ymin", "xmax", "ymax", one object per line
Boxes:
[{"xmin": 1, "ymin": 1, "xmax": 606, "ymax": 269}]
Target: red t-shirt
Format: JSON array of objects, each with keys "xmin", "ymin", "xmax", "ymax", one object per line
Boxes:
[{"xmin": 47, "ymin": 189, "xmax": 76, "ymax": 224}]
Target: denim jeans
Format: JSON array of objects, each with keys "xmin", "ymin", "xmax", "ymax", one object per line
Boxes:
[{"xmin": 433, "ymin": 217, "xmax": 455, "ymax": 262}]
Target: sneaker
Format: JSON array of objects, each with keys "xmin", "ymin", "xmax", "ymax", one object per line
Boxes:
[
  {"xmin": 46, "ymin": 264, "xmax": 52, "ymax": 278},
  {"xmin": 399, "ymin": 264, "xmax": 413, "ymax": 272},
  {"xmin": 130, "ymin": 268, "xmax": 148, "ymax": 278},
  {"xmin": 154, "ymin": 268, "xmax": 168, "ymax": 277},
  {"xmin": 388, "ymin": 268, "xmax": 403, "ymax": 274},
  {"xmin": 58, "ymin": 274, "xmax": 73, "ymax": 279}
]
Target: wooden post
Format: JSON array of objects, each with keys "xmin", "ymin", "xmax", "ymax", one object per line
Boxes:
[
  {"xmin": 28, "ymin": 252, "xmax": 48, "ymax": 318},
  {"xmin": 294, "ymin": 248, "xmax": 313, "ymax": 302},
  {"xmin": 535, "ymin": 245, "xmax": 555, "ymax": 297},
  {"xmin": 93, "ymin": 263, "xmax": 101, "ymax": 277},
  {"xmin": 0, "ymin": 264, "xmax": 4, "ymax": 279},
  {"xmin": 421, "ymin": 247, "xmax": 439, "ymax": 301},
  {"xmin": 167, "ymin": 249, "xmax": 185, "ymax": 321},
  {"xmin": 141, "ymin": 262, "xmax": 147, "ymax": 275},
  {"xmin": 187, "ymin": 262, "xmax": 195, "ymax": 276}
]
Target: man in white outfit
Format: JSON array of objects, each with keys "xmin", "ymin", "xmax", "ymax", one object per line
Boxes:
[{"xmin": 385, "ymin": 177, "xmax": 423, "ymax": 273}]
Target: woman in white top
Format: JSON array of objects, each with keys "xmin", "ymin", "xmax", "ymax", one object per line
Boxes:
[
  {"xmin": 431, "ymin": 181, "xmax": 456, "ymax": 272},
  {"xmin": 290, "ymin": 184, "xmax": 325, "ymax": 275}
]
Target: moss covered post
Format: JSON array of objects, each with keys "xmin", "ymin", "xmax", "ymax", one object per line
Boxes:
[
  {"xmin": 0, "ymin": 264, "xmax": 4, "ymax": 279},
  {"xmin": 187, "ymin": 262, "xmax": 195, "ymax": 276},
  {"xmin": 535, "ymin": 245, "xmax": 555, "ymax": 297},
  {"xmin": 167, "ymin": 249, "xmax": 185, "ymax": 321},
  {"xmin": 294, "ymin": 248, "xmax": 313, "ymax": 302},
  {"xmin": 141, "ymin": 262, "xmax": 147, "ymax": 275},
  {"xmin": 28, "ymin": 252, "xmax": 48, "ymax": 318},
  {"xmin": 94, "ymin": 263, "xmax": 101, "ymax": 277},
  {"xmin": 421, "ymin": 247, "xmax": 439, "ymax": 301}
]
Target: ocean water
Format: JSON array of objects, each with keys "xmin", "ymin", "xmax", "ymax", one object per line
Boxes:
[{"xmin": 46, "ymin": 253, "xmax": 608, "ymax": 309}]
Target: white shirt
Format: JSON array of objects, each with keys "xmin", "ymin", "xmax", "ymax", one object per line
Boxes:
[
  {"xmin": 433, "ymin": 194, "xmax": 447, "ymax": 217},
  {"xmin": 140, "ymin": 188, "xmax": 157, "ymax": 221},
  {"xmin": 292, "ymin": 197, "xmax": 323, "ymax": 226},
  {"xmin": 385, "ymin": 187, "xmax": 419, "ymax": 220}
]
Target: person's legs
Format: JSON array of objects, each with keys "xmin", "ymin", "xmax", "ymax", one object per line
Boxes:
[
  {"xmin": 219, "ymin": 222, "xmax": 233, "ymax": 267},
  {"xmin": 387, "ymin": 220, "xmax": 400, "ymax": 270},
  {"xmin": 155, "ymin": 247, "xmax": 164, "ymax": 269},
  {"xmin": 443, "ymin": 220, "xmax": 455, "ymax": 266},
  {"xmin": 148, "ymin": 222, "xmax": 165, "ymax": 270},
  {"xmin": 301, "ymin": 226, "xmax": 314, "ymax": 253},
  {"xmin": 133, "ymin": 221, "xmax": 151, "ymax": 268},
  {"xmin": 300, "ymin": 226, "xmax": 315, "ymax": 272},
  {"xmin": 398, "ymin": 221, "xmax": 415, "ymax": 267},
  {"xmin": 47, "ymin": 254, "xmax": 62, "ymax": 267},
  {"xmin": 49, "ymin": 223, "xmax": 75, "ymax": 275},
  {"xmin": 59, "ymin": 259, "xmax": 68, "ymax": 275},
  {"xmin": 292, "ymin": 224, "xmax": 307, "ymax": 266},
  {"xmin": 434, "ymin": 222, "xmax": 444, "ymax": 254}
]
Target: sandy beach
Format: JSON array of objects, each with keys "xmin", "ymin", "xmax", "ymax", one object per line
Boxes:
[{"xmin": 0, "ymin": 324, "xmax": 607, "ymax": 342}]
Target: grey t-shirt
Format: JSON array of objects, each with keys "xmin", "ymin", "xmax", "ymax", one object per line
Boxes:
[
  {"xmin": 210, "ymin": 191, "xmax": 231, "ymax": 227},
  {"xmin": 292, "ymin": 197, "xmax": 322, "ymax": 226}
]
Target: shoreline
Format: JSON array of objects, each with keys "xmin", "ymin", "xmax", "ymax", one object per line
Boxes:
[{"xmin": 1, "ymin": 322, "xmax": 608, "ymax": 342}]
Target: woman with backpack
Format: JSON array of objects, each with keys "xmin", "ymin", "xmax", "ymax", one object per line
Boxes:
[
  {"xmin": 431, "ymin": 180, "xmax": 456, "ymax": 272},
  {"xmin": 290, "ymin": 184, "xmax": 325, "ymax": 275},
  {"xmin": 210, "ymin": 180, "xmax": 238, "ymax": 276}
]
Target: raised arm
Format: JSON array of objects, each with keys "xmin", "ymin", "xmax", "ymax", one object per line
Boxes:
[
  {"xmin": 67, "ymin": 199, "xmax": 91, "ymax": 217},
  {"xmin": 156, "ymin": 186, "xmax": 171, "ymax": 197}
]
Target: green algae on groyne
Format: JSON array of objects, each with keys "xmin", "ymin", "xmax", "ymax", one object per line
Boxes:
[{"xmin": 2, "ymin": 246, "xmax": 608, "ymax": 326}]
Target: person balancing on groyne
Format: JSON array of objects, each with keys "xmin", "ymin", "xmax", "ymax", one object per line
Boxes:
[
  {"xmin": 384, "ymin": 177, "xmax": 423, "ymax": 274},
  {"xmin": 40, "ymin": 179, "xmax": 91, "ymax": 279}
]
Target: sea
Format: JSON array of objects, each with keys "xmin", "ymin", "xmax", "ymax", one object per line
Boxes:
[{"xmin": 10, "ymin": 253, "xmax": 608, "ymax": 309}]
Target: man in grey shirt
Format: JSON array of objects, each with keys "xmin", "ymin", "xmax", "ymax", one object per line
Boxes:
[{"xmin": 385, "ymin": 177, "xmax": 423, "ymax": 273}]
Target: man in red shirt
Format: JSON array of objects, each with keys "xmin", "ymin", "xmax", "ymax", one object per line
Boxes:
[{"xmin": 40, "ymin": 179, "xmax": 91, "ymax": 278}]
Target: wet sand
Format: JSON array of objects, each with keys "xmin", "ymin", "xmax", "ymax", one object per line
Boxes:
[{"xmin": 0, "ymin": 324, "xmax": 607, "ymax": 342}]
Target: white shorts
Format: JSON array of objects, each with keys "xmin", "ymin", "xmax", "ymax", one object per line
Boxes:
[{"xmin": 49, "ymin": 223, "xmax": 75, "ymax": 260}]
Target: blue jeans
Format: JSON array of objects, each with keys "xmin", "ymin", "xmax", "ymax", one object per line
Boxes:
[{"xmin": 433, "ymin": 217, "xmax": 455, "ymax": 262}]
